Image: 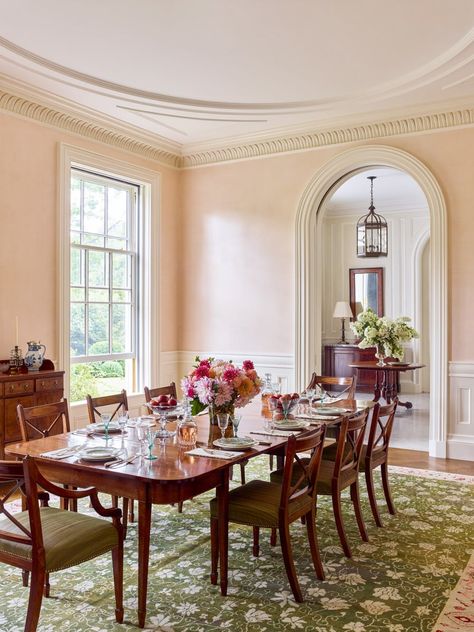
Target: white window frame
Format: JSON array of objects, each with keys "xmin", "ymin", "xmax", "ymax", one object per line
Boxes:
[{"xmin": 59, "ymin": 144, "xmax": 160, "ymax": 416}]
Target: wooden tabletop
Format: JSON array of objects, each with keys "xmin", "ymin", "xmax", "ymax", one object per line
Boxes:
[{"xmin": 349, "ymin": 361, "xmax": 425, "ymax": 372}]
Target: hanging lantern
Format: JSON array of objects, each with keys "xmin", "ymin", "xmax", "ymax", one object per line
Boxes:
[{"xmin": 356, "ymin": 176, "xmax": 388, "ymax": 257}]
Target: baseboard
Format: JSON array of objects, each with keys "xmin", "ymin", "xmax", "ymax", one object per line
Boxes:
[
  {"xmin": 447, "ymin": 435, "xmax": 474, "ymax": 461},
  {"xmin": 448, "ymin": 361, "xmax": 474, "ymax": 460}
]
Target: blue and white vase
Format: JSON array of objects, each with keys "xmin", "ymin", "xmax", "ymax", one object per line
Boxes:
[{"xmin": 24, "ymin": 341, "xmax": 46, "ymax": 371}]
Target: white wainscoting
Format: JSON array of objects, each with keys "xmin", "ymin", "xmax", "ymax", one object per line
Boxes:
[{"xmin": 448, "ymin": 361, "xmax": 474, "ymax": 461}]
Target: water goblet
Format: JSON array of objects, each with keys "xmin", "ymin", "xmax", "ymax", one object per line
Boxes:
[
  {"xmin": 232, "ymin": 413, "xmax": 242, "ymax": 437},
  {"xmin": 217, "ymin": 413, "xmax": 229, "ymax": 440},
  {"xmin": 118, "ymin": 412, "xmax": 129, "ymax": 439},
  {"xmin": 280, "ymin": 399, "xmax": 292, "ymax": 420},
  {"xmin": 145, "ymin": 428, "xmax": 157, "ymax": 461},
  {"xmin": 100, "ymin": 413, "xmax": 111, "ymax": 442}
]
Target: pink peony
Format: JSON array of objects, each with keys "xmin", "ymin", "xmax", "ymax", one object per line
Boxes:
[
  {"xmin": 222, "ymin": 366, "xmax": 239, "ymax": 382},
  {"xmin": 242, "ymin": 360, "xmax": 254, "ymax": 371},
  {"xmin": 194, "ymin": 364, "xmax": 210, "ymax": 379}
]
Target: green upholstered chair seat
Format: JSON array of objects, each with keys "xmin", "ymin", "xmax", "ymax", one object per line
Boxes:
[
  {"xmin": 323, "ymin": 443, "xmax": 385, "ymax": 471},
  {"xmin": 270, "ymin": 459, "xmax": 357, "ymax": 495},
  {"xmin": 210, "ymin": 479, "xmax": 312, "ymax": 528},
  {"xmin": 0, "ymin": 507, "xmax": 118, "ymax": 572}
]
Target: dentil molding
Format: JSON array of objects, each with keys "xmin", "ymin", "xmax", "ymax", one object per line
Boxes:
[{"xmin": 1, "ymin": 84, "xmax": 474, "ymax": 168}]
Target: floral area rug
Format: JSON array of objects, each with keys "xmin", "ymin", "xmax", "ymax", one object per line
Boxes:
[{"xmin": 0, "ymin": 458, "xmax": 473, "ymax": 632}]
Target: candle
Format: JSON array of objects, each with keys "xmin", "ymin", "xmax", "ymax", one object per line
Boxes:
[{"xmin": 15, "ymin": 316, "xmax": 19, "ymax": 347}]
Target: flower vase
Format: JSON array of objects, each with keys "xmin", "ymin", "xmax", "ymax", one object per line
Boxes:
[
  {"xmin": 375, "ymin": 344, "xmax": 387, "ymax": 367},
  {"xmin": 208, "ymin": 405, "xmax": 234, "ymax": 426}
]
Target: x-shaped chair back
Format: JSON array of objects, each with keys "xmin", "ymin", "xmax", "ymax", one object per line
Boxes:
[
  {"xmin": 333, "ymin": 408, "xmax": 369, "ymax": 479},
  {"xmin": 306, "ymin": 373, "xmax": 357, "ymax": 400},
  {"xmin": 366, "ymin": 400, "xmax": 398, "ymax": 461},
  {"xmin": 144, "ymin": 382, "xmax": 177, "ymax": 402},
  {"xmin": 0, "ymin": 460, "xmax": 33, "ymax": 548},
  {"xmin": 279, "ymin": 426, "xmax": 327, "ymax": 518},
  {"xmin": 17, "ymin": 400, "xmax": 70, "ymax": 443},
  {"xmin": 86, "ymin": 390, "xmax": 128, "ymax": 424}
]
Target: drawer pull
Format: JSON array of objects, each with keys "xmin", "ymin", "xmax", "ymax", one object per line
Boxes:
[
  {"xmin": 9, "ymin": 386, "xmax": 13, "ymax": 393},
  {"xmin": 24, "ymin": 384, "xmax": 29, "ymax": 390},
  {"xmin": 41, "ymin": 381, "xmax": 45, "ymax": 387}
]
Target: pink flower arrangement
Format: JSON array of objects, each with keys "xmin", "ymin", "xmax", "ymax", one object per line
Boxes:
[{"xmin": 181, "ymin": 357, "xmax": 263, "ymax": 415}]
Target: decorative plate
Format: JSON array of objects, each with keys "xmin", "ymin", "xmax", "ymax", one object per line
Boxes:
[
  {"xmin": 312, "ymin": 407, "xmax": 348, "ymax": 415},
  {"xmin": 88, "ymin": 422, "xmax": 122, "ymax": 434},
  {"xmin": 273, "ymin": 419, "xmax": 311, "ymax": 430},
  {"xmin": 78, "ymin": 447, "xmax": 120, "ymax": 462},
  {"xmin": 387, "ymin": 361, "xmax": 410, "ymax": 367},
  {"xmin": 212, "ymin": 437, "xmax": 257, "ymax": 450}
]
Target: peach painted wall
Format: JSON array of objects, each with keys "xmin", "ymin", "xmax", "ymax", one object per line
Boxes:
[
  {"xmin": 181, "ymin": 127, "xmax": 474, "ymax": 362},
  {"xmin": 0, "ymin": 111, "xmax": 180, "ymax": 361}
]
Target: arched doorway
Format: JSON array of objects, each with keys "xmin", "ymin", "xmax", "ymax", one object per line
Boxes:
[{"xmin": 295, "ymin": 145, "xmax": 447, "ymax": 458}]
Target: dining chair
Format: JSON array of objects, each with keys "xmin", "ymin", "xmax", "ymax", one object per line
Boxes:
[
  {"xmin": 86, "ymin": 390, "xmax": 132, "ymax": 528},
  {"xmin": 210, "ymin": 426, "xmax": 327, "ymax": 603},
  {"xmin": 271, "ymin": 408, "xmax": 370, "ymax": 559},
  {"xmin": 0, "ymin": 456, "xmax": 124, "ymax": 631},
  {"xmin": 16, "ymin": 400, "xmax": 77, "ymax": 512},
  {"xmin": 307, "ymin": 373, "xmax": 357, "ymax": 400},
  {"xmin": 144, "ymin": 382, "xmax": 177, "ymax": 402},
  {"xmin": 361, "ymin": 400, "xmax": 398, "ymax": 527}
]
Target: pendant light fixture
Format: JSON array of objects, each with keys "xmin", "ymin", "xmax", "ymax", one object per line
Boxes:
[{"xmin": 356, "ymin": 176, "xmax": 388, "ymax": 257}]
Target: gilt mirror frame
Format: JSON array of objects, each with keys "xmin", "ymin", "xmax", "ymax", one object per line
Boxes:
[{"xmin": 349, "ymin": 267, "xmax": 384, "ymax": 319}]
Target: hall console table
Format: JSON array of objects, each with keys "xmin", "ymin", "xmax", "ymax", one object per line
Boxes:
[
  {"xmin": 348, "ymin": 361, "xmax": 424, "ymax": 410},
  {"xmin": 0, "ymin": 360, "xmax": 64, "ymax": 458},
  {"xmin": 323, "ymin": 344, "xmax": 400, "ymax": 394}
]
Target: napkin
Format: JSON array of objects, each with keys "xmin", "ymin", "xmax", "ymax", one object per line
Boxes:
[
  {"xmin": 40, "ymin": 447, "xmax": 79, "ymax": 460},
  {"xmin": 186, "ymin": 448, "xmax": 241, "ymax": 459},
  {"xmin": 250, "ymin": 430, "xmax": 297, "ymax": 437},
  {"xmin": 308, "ymin": 414, "xmax": 340, "ymax": 421}
]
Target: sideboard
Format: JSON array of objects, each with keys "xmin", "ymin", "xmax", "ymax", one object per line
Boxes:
[
  {"xmin": 323, "ymin": 344, "xmax": 399, "ymax": 393},
  {"xmin": 0, "ymin": 366, "xmax": 64, "ymax": 458}
]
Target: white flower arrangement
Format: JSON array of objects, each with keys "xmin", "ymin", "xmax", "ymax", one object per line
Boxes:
[{"xmin": 350, "ymin": 308, "xmax": 418, "ymax": 361}]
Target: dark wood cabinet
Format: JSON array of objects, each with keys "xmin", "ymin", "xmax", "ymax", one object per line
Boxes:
[
  {"xmin": 0, "ymin": 368, "xmax": 64, "ymax": 457},
  {"xmin": 323, "ymin": 344, "xmax": 399, "ymax": 393}
]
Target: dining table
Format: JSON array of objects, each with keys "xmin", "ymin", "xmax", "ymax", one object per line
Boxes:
[{"xmin": 6, "ymin": 401, "xmax": 343, "ymax": 628}]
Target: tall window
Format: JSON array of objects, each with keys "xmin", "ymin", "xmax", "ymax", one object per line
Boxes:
[{"xmin": 69, "ymin": 169, "xmax": 139, "ymax": 402}]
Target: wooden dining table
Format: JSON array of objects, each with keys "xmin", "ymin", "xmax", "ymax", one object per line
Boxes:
[{"xmin": 6, "ymin": 403, "xmax": 342, "ymax": 627}]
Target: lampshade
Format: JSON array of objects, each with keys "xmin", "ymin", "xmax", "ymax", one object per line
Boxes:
[{"xmin": 333, "ymin": 301, "xmax": 353, "ymax": 319}]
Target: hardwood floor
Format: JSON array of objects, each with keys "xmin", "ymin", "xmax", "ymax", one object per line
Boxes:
[{"xmin": 389, "ymin": 448, "xmax": 474, "ymax": 476}]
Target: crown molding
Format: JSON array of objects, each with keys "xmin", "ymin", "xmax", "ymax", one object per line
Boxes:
[
  {"xmin": 182, "ymin": 105, "xmax": 474, "ymax": 167},
  {"xmin": 0, "ymin": 80, "xmax": 182, "ymax": 169}
]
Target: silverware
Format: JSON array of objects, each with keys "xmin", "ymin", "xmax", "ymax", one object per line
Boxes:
[{"xmin": 105, "ymin": 455, "xmax": 139, "ymax": 469}]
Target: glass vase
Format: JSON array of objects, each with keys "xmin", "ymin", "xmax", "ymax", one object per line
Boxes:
[{"xmin": 375, "ymin": 344, "xmax": 387, "ymax": 366}]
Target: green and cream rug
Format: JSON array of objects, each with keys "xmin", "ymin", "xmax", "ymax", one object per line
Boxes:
[{"xmin": 1, "ymin": 458, "xmax": 473, "ymax": 632}]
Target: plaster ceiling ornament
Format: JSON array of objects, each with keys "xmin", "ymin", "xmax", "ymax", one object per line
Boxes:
[{"xmin": 0, "ymin": 0, "xmax": 472, "ymax": 153}]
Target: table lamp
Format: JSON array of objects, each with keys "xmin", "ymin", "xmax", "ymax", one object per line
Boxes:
[{"xmin": 333, "ymin": 301, "xmax": 353, "ymax": 344}]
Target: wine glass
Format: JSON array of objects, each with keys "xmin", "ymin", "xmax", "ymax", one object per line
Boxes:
[
  {"xmin": 144, "ymin": 428, "xmax": 157, "ymax": 461},
  {"xmin": 232, "ymin": 413, "xmax": 242, "ymax": 437},
  {"xmin": 280, "ymin": 399, "xmax": 292, "ymax": 420},
  {"xmin": 118, "ymin": 412, "xmax": 129, "ymax": 439},
  {"xmin": 100, "ymin": 413, "xmax": 111, "ymax": 442},
  {"xmin": 217, "ymin": 413, "xmax": 229, "ymax": 440}
]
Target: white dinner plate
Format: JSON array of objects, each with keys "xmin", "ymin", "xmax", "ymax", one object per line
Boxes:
[
  {"xmin": 89, "ymin": 422, "xmax": 122, "ymax": 434},
  {"xmin": 312, "ymin": 407, "xmax": 348, "ymax": 415},
  {"xmin": 212, "ymin": 437, "xmax": 257, "ymax": 451},
  {"xmin": 273, "ymin": 419, "xmax": 310, "ymax": 430},
  {"xmin": 78, "ymin": 447, "xmax": 120, "ymax": 462}
]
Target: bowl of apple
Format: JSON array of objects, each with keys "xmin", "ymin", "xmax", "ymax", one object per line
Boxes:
[
  {"xmin": 268, "ymin": 393, "xmax": 299, "ymax": 421},
  {"xmin": 147, "ymin": 394, "xmax": 178, "ymax": 415}
]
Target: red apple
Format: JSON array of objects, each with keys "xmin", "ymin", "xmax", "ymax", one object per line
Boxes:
[{"xmin": 168, "ymin": 397, "xmax": 177, "ymax": 406}]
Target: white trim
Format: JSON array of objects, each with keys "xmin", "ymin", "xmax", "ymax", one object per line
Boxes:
[
  {"xmin": 58, "ymin": 143, "xmax": 161, "ymax": 400},
  {"xmin": 295, "ymin": 145, "xmax": 448, "ymax": 459}
]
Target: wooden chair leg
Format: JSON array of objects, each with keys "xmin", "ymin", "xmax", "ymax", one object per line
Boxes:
[
  {"xmin": 381, "ymin": 462, "xmax": 396, "ymax": 515},
  {"xmin": 270, "ymin": 527, "xmax": 277, "ymax": 546},
  {"xmin": 210, "ymin": 517, "xmax": 219, "ymax": 585},
  {"xmin": 331, "ymin": 486, "xmax": 352, "ymax": 558},
  {"xmin": 365, "ymin": 466, "xmax": 384, "ymax": 527},
  {"xmin": 43, "ymin": 572, "xmax": 50, "ymax": 597},
  {"xmin": 177, "ymin": 501, "xmax": 183, "ymax": 513},
  {"xmin": 350, "ymin": 481, "xmax": 369, "ymax": 542},
  {"xmin": 24, "ymin": 567, "xmax": 45, "ymax": 632},
  {"xmin": 112, "ymin": 543, "xmax": 124, "ymax": 624},
  {"xmin": 22, "ymin": 570, "xmax": 29, "ymax": 587},
  {"xmin": 122, "ymin": 498, "xmax": 129, "ymax": 538},
  {"xmin": 279, "ymin": 522, "xmax": 303, "ymax": 603},
  {"xmin": 252, "ymin": 526, "xmax": 260, "ymax": 557},
  {"xmin": 305, "ymin": 510, "xmax": 325, "ymax": 581},
  {"xmin": 240, "ymin": 463, "xmax": 246, "ymax": 485},
  {"xmin": 129, "ymin": 498, "xmax": 135, "ymax": 523}
]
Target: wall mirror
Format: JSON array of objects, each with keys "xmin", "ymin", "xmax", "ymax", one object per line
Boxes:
[{"xmin": 349, "ymin": 267, "xmax": 384, "ymax": 319}]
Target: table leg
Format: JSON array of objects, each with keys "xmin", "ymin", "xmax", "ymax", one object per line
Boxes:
[
  {"xmin": 373, "ymin": 370, "xmax": 383, "ymax": 402},
  {"xmin": 217, "ymin": 468, "xmax": 229, "ymax": 596},
  {"xmin": 137, "ymin": 498, "xmax": 152, "ymax": 628}
]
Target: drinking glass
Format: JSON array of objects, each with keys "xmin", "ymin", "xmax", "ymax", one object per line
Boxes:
[
  {"xmin": 217, "ymin": 413, "xmax": 229, "ymax": 440},
  {"xmin": 118, "ymin": 412, "xmax": 129, "ymax": 438},
  {"xmin": 232, "ymin": 413, "xmax": 242, "ymax": 437},
  {"xmin": 280, "ymin": 399, "xmax": 292, "ymax": 420},
  {"xmin": 100, "ymin": 413, "xmax": 111, "ymax": 441},
  {"xmin": 145, "ymin": 428, "xmax": 157, "ymax": 461}
]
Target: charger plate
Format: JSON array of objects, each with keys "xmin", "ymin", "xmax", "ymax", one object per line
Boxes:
[
  {"xmin": 78, "ymin": 446, "xmax": 120, "ymax": 462},
  {"xmin": 212, "ymin": 437, "xmax": 257, "ymax": 450},
  {"xmin": 88, "ymin": 422, "xmax": 122, "ymax": 434},
  {"xmin": 273, "ymin": 419, "xmax": 310, "ymax": 430}
]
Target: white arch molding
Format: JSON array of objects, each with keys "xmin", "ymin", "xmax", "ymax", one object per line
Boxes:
[{"xmin": 295, "ymin": 145, "xmax": 448, "ymax": 458}]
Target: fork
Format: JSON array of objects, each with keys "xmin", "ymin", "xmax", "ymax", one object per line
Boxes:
[{"xmin": 105, "ymin": 455, "xmax": 139, "ymax": 469}]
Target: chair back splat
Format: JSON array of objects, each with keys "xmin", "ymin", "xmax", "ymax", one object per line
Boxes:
[
  {"xmin": 17, "ymin": 400, "xmax": 70, "ymax": 443},
  {"xmin": 334, "ymin": 409, "xmax": 368, "ymax": 479},
  {"xmin": 144, "ymin": 382, "xmax": 177, "ymax": 402},
  {"xmin": 306, "ymin": 373, "xmax": 357, "ymax": 400},
  {"xmin": 86, "ymin": 390, "xmax": 128, "ymax": 424}
]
